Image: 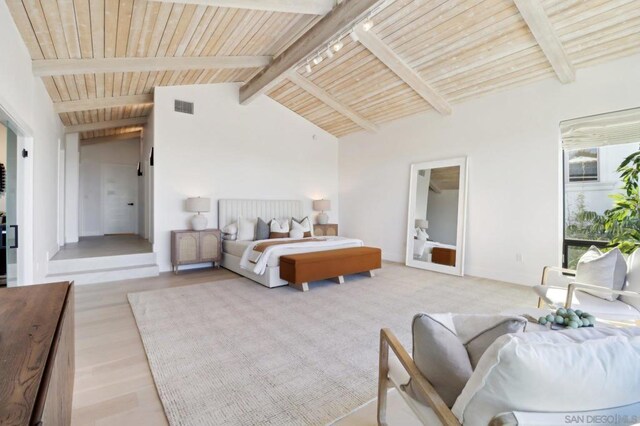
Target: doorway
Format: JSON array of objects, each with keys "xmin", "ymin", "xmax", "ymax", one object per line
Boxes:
[{"xmin": 0, "ymin": 123, "xmax": 18, "ymax": 286}]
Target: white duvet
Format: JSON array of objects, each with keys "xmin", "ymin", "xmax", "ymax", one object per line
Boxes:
[{"xmin": 239, "ymin": 236, "xmax": 364, "ymax": 275}]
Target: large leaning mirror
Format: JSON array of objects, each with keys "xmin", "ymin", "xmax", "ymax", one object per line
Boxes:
[{"xmin": 406, "ymin": 157, "xmax": 468, "ymax": 276}]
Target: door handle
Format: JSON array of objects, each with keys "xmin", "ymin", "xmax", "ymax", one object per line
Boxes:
[
  {"xmin": 9, "ymin": 225, "xmax": 18, "ymax": 249},
  {"xmin": 127, "ymin": 203, "xmax": 135, "ymax": 206}
]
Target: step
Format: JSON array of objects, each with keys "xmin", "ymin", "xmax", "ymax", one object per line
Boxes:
[
  {"xmin": 48, "ymin": 252, "xmax": 157, "ymax": 275},
  {"xmin": 45, "ymin": 264, "xmax": 159, "ymax": 285}
]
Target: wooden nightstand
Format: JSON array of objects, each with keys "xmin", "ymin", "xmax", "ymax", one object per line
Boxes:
[
  {"xmin": 313, "ymin": 223, "xmax": 338, "ymax": 237},
  {"xmin": 171, "ymin": 229, "xmax": 221, "ymax": 274}
]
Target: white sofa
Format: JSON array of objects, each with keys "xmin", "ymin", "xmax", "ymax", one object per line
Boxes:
[
  {"xmin": 534, "ymin": 248, "xmax": 640, "ymax": 321},
  {"xmin": 378, "ymin": 313, "xmax": 640, "ymax": 425}
]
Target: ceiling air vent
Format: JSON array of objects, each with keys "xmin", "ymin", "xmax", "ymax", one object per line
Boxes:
[{"xmin": 174, "ymin": 99, "xmax": 194, "ymax": 115}]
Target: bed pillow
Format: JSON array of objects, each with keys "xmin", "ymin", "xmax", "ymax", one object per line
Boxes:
[
  {"xmin": 416, "ymin": 228, "xmax": 428, "ymax": 241},
  {"xmin": 621, "ymin": 248, "xmax": 640, "ymax": 310},
  {"xmin": 269, "ymin": 219, "xmax": 289, "ymax": 239},
  {"xmin": 237, "ymin": 217, "xmax": 257, "ymax": 241},
  {"xmin": 575, "ymin": 246, "xmax": 627, "ymax": 301},
  {"xmin": 222, "ymin": 223, "xmax": 237, "ymax": 241},
  {"xmin": 292, "ymin": 217, "xmax": 313, "ymax": 238},
  {"xmin": 256, "ymin": 218, "xmax": 270, "ymax": 241}
]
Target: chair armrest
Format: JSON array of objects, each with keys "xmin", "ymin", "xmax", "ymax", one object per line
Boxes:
[
  {"xmin": 540, "ymin": 266, "xmax": 576, "ymax": 286},
  {"xmin": 566, "ymin": 282, "xmax": 640, "ymax": 308},
  {"xmin": 379, "ymin": 328, "xmax": 461, "ymax": 426}
]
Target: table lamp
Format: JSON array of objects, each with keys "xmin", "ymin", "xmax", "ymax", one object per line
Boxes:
[
  {"xmin": 186, "ymin": 197, "xmax": 210, "ymax": 231},
  {"xmin": 313, "ymin": 199, "xmax": 331, "ymax": 225}
]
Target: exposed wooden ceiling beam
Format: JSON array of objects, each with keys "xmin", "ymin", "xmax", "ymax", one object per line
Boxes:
[
  {"xmin": 513, "ymin": 0, "xmax": 575, "ymax": 84},
  {"xmin": 239, "ymin": 0, "xmax": 388, "ymax": 105},
  {"xmin": 54, "ymin": 94, "xmax": 153, "ymax": 113},
  {"xmin": 353, "ymin": 28, "xmax": 452, "ymax": 115},
  {"xmin": 33, "ymin": 56, "xmax": 271, "ymax": 77},
  {"xmin": 147, "ymin": 0, "xmax": 335, "ymax": 15},
  {"xmin": 81, "ymin": 131, "xmax": 142, "ymax": 146},
  {"xmin": 288, "ymin": 71, "xmax": 378, "ymax": 132},
  {"xmin": 65, "ymin": 117, "xmax": 147, "ymax": 134}
]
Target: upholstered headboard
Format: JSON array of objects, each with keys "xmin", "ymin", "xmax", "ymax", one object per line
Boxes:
[{"xmin": 218, "ymin": 199, "xmax": 303, "ymax": 229}]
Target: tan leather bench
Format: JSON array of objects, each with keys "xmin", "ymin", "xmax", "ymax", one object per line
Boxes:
[{"xmin": 280, "ymin": 247, "xmax": 382, "ymax": 292}]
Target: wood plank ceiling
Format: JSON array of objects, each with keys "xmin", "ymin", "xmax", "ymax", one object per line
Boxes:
[{"xmin": 6, "ymin": 0, "xmax": 640, "ymax": 140}]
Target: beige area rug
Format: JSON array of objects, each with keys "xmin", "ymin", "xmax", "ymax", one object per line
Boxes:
[{"xmin": 128, "ymin": 264, "xmax": 535, "ymax": 426}]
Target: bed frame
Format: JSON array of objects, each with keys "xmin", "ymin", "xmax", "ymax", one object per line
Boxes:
[{"xmin": 218, "ymin": 199, "xmax": 304, "ymax": 288}]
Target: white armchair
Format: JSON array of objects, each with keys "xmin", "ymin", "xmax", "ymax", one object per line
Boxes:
[
  {"xmin": 534, "ymin": 265, "xmax": 640, "ymax": 321},
  {"xmin": 377, "ymin": 313, "xmax": 640, "ymax": 426}
]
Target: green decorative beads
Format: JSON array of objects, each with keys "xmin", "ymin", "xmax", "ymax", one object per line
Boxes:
[{"xmin": 538, "ymin": 308, "xmax": 596, "ymax": 329}]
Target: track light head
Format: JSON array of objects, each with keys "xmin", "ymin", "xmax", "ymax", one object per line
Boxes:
[
  {"xmin": 326, "ymin": 47, "xmax": 334, "ymax": 58},
  {"xmin": 332, "ymin": 40, "xmax": 344, "ymax": 52},
  {"xmin": 362, "ymin": 18, "xmax": 374, "ymax": 32},
  {"xmin": 305, "ymin": 63, "xmax": 312, "ymax": 74},
  {"xmin": 349, "ymin": 31, "xmax": 359, "ymax": 42},
  {"xmin": 313, "ymin": 55, "xmax": 323, "ymax": 65}
]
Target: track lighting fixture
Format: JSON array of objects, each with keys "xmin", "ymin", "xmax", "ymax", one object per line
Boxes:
[
  {"xmin": 305, "ymin": 62, "xmax": 312, "ymax": 74},
  {"xmin": 332, "ymin": 40, "xmax": 344, "ymax": 52},
  {"xmin": 362, "ymin": 18, "xmax": 374, "ymax": 32},
  {"xmin": 326, "ymin": 46, "xmax": 334, "ymax": 58},
  {"xmin": 349, "ymin": 31, "xmax": 359, "ymax": 42},
  {"xmin": 313, "ymin": 55, "xmax": 323, "ymax": 65}
]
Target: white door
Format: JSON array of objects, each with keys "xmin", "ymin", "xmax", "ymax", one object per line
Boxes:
[{"xmin": 103, "ymin": 164, "xmax": 138, "ymax": 234}]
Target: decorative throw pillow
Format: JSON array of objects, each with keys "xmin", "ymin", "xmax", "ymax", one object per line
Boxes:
[
  {"xmin": 269, "ymin": 218, "xmax": 289, "ymax": 239},
  {"xmin": 289, "ymin": 229, "xmax": 304, "ymax": 239},
  {"xmin": 406, "ymin": 313, "xmax": 473, "ymax": 408},
  {"xmin": 237, "ymin": 217, "xmax": 257, "ymax": 241},
  {"xmin": 405, "ymin": 313, "xmax": 527, "ymax": 408},
  {"xmin": 222, "ymin": 223, "xmax": 237, "ymax": 240},
  {"xmin": 256, "ymin": 218, "xmax": 270, "ymax": 241},
  {"xmin": 621, "ymin": 248, "xmax": 640, "ymax": 310},
  {"xmin": 292, "ymin": 217, "xmax": 313, "ymax": 238},
  {"xmin": 575, "ymin": 246, "xmax": 627, "ymax": 301}
]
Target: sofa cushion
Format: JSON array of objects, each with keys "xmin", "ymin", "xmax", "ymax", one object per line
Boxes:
[
  {"xmin": 575, "ymin": 246, "xmax": 627, "ymax": 301},
  {"xmin": 452, "ymin": 327, "xmax": 640, "ymax": 426},
  {"xmin": 535, "ymin": 285, "xmax": 640, "ymax": 320},
  {"xmin": 452, "ymin": 315, "xmax": 527, "ymax": 368},
  {"xmin": 406, "ymin": 314, "xmax": 526, "ymax": 408},
  {"xmin": 621, "ymin": 248, "xmax": 640, "ymax": 310}
]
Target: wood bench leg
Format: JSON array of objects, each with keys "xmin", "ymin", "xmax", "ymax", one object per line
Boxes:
[
  {"xmin": 289, "ymin": 282, "xmax": 309, "ymax": 292},
  {"xmin": 331, "ymin": 276, "xmax": 345, "ymax": 284}
]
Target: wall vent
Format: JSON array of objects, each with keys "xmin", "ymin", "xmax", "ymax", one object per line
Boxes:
[{"xmin": 174, "ymin": 99, "xmax": 194, "ymax": 115}]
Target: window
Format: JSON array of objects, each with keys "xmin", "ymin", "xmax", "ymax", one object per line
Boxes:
[{"xmin": 567, "ymin": 148, "xmax": 599, "ymax": 182}]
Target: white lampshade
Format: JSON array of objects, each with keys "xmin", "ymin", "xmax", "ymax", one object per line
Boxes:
[
  {"xmin": 415, "ymin": 219, "xmax": 429, "ymax": 229},
  {"xmin": 313, "ymin": 199, "xmax": 331, "ymax": 211},
  {"xmin": 186, "ymin": 197, "xmax": 210, "ymax": 213}
]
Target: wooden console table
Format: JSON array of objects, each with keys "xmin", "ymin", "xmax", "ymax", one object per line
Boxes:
[{"xmin": 0, "ymin": 282, "xmax": 75, "ymax": 426}]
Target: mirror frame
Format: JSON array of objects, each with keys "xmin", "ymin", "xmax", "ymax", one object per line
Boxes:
[{"xmin": 405, "ymin": 157, "xmax": 468, "ymax": 276}]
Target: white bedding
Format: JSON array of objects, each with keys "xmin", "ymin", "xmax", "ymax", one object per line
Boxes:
[{"xmin": 239, "ymin": 236, "xmax": 364, "ymax": 275}]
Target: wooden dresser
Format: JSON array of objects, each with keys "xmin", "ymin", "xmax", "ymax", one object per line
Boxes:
[
  {"xmin": 0, "ymin": 282, "xmax": 74, "ymax": 426},
  {"xmin": 313, "ymin": 224, "xmax": 338, "ymax": 237},
  {"xmin": 171, "ymin": 229, "xmax": 222, "ymax": 273}
]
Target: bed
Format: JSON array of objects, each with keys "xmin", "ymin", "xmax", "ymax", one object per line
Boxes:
[{"xmin": 218, "ymin": 199, "xmax": 364, "ymax": 288}]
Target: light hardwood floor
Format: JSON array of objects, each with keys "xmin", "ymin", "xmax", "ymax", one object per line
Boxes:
[{"xmin": 72, "ymin": 267, "xmax": 237, "ymax": 426}]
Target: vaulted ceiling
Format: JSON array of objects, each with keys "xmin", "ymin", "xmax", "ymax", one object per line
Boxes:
[{"xmin": 6, "ymin": 0, "xmax": 640, "ymax": 141}]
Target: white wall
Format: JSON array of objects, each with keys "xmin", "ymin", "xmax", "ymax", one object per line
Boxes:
[
  {"xmin": 153, "ymin": 83, "xmax": 339, "ymax": 272},
  {"xmin": 0, "ymin": 1, "xmax": 65, "ymax": 282},
  {"xmin": 427, "ymin": 189, "xmax": 459, "ymax": 245},
  {"xmin": 339, "ymin": 53, "xmax": 640, "ymax": 286},
  {"xmin": 64, "ymin": 134, "xmax": 79, "ymax": 243},
  {"xmin": 79, "ymin": 139, "xmax": 141, "ymax": 236}
]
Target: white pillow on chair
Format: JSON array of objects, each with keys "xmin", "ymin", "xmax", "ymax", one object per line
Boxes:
[
  {"xmin": 621, "ymin": 248, "xmax": 640, "ymax": 310},
  {"xmin": 575, "ymin": 246, "xmax": 627, "ymax": 301}
]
